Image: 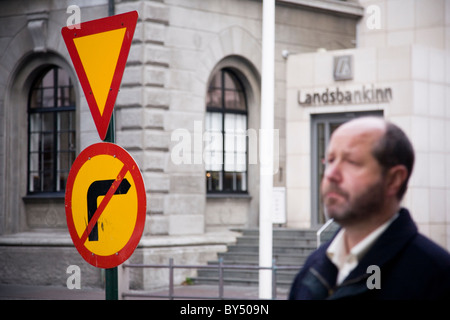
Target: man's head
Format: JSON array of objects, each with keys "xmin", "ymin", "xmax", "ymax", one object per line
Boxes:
[{"xmin": 320, "ymin": 117, "xmax": 414, "ymax": 227}]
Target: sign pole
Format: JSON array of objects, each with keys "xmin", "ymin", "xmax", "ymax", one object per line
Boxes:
[
  {"xmin": 104, "ymin": 112, "xmax": 118, "ymax": 300},
  {"xmin": 106, "ymin": 0, "xmax": 117, "ymax": 299},
  {"xmin": 105, "ymin": 266, "xmax": 118, "ymax": 300}
]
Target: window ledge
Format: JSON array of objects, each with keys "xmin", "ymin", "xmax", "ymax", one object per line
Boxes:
[
  {"xmin": 23, "ymin": 192, "xmax": 65, "ymax": 203},
  {"xmin": 207, "ymin": 193, "xmax": 252, "ymax": 200},
  {"xmin": 279, "ymin": 0, "xmax": 364, "ymax": 19}
]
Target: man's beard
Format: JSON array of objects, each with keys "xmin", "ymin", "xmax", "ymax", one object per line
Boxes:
[{"xmin": 321, "ymin": 177, "xmax": 386, "ymax": 227}]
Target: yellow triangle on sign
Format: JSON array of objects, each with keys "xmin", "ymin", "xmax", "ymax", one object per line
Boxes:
[{"xmin": 73, "ymin": 28, "xmax": 126, "ymax": 116}]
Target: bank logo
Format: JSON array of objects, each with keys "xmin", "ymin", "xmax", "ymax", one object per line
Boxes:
[{"xmin": 334, "ymin": 55, "xmax": 353, "ymax": 81}]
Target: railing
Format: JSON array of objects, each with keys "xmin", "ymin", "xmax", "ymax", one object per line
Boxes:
[
  {"xmin": 119, "ymin": 258, "xmax": 302, "ymax": 300},
  {"xmin": 316, "ymin": 218, "xmax": 335, "ymax": 248}
]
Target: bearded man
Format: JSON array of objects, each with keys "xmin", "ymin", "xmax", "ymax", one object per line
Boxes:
[{"xmin": 289, "ymin": 117, "xmax": 450, "ymax": 300}]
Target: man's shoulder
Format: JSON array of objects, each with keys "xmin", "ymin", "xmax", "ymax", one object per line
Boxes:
[
  {"xmin": 390, "ymin": 232, "xmax": 450, "ymax": 299},
  {"xmin": 408, "ymin": 232, "xmax": 450, "ymax": 266},
  {"xmin": 389, "ymin": 208, "xmax": 450, "ymax": 266}
]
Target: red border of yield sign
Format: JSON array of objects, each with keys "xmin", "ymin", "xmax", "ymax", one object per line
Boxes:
[
  {"xmin": 65, "ymin": 142, "xmax": 146, "ymax": 269},
  {"xmin": 61, "ymin": 11, "xmax": 138, "ymax": 141}
]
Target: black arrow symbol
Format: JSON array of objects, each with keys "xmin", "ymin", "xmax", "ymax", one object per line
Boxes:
[{"xmin": 86, "ymin": 178, "xmax": 131, "ymax": 241}]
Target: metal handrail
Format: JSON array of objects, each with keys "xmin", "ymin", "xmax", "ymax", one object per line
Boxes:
[
  {"xmin": 316, "ymin": 218, "xmax": 334, "ymax": 248},
  {"xmin": 121, "ymin": 258, "xmax": 302, "ymax": 300}
]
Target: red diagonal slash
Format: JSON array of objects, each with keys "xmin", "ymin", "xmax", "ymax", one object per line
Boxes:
[{"xmin": 79, "ymin": 164, "xmax": 129, "ymax": 245}]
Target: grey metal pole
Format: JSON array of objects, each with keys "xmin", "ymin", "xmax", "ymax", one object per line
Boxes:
[{"xmin": 259, "ymin": 0, "xmax": 275, "ymax": 300}]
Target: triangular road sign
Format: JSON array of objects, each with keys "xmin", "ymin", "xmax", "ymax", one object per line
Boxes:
[{"xmin": 61, "ymin": 11, "xmax": 138, "ymax": 140}]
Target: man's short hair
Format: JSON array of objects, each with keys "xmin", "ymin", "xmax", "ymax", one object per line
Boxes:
[{"xmin": 372, "ymin": 121, "xmax": 415, "ymax": 200}]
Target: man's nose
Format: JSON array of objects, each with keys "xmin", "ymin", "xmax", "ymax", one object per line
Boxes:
[{"xmin": 324, "ymin": 160, "xmax": 342, "ymax": 183}]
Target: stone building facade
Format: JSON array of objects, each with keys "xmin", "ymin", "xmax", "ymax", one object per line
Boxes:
[{"xmin": 0, "ymin": 0, "xmax": 364, "ymax": 288}]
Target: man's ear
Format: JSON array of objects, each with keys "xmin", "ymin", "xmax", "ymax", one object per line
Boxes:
[{"xmin": 385, "ymin": 165, "xmax": 408, "ymax": 197}]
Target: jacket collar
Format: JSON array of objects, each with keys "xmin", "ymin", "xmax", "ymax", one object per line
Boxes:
[
  {"xmin": 344, "ymin": 208, "xmax": 417, "ymax": 279},
  {"xmin": 310, "ymin": 208, "xmax": 418, "ymax": 299}
]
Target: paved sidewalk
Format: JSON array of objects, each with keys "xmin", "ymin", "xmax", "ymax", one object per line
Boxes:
[
  {"xmin": 123, "ymin": 284, "xmax": 289, "ymax": 300},
  {"xmin": 0, "ymin": 283, "xmax": 103, "ymax": 300},
  {"xmin": 0, "ymin": 283, "xmax": 288, "ymax": 300}
]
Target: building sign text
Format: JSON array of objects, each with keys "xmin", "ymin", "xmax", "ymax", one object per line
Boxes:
[{"xmin": 298, "ymin": 84, "xmax": 393, "ymax": 107}]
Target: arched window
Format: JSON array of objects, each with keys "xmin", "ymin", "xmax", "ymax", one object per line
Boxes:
[
  {"xmin": 27, "ymin": 66, "xmax": 76, "ymax": 193},
  {"xmin": 205, "ymin": 69, "xmax": 247, "ymax": 193}
]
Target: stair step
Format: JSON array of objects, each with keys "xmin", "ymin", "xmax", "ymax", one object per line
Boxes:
[
  {"xmin": 194, "ymin": 269, "xmax": 299, "ymax": 288},
  {"xmin": 226, "ymin": 245, "xmax": 316, "ymax": 255},
  {"xmin": 192, "ymin": 227, "xmax": 335, "ymax": 288},
  {"xmin": 196, "ymin": 267, "xmax": 298, "ymax": 276},
  {"xmin": 236, "ymin": 236, "xmax": 317, "ymax": 246},
  {"xmin": 215, "ymin": 252, "xmax": 309, "ymax": 265},
  {"xmin": 234, "ymin": 228, "xmax": 318, "ymax": 237},
  {"xmin": 198, "ymin": 264, "xmax": 301, "ymax": 279}
]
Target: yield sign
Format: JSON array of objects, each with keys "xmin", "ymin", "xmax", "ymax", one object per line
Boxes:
[{"xmin": 61, "ymin": 11, "xmax": 138, "ymax": 140}]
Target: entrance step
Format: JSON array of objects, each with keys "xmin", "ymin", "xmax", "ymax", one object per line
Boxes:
[{"xmin": 193, "ymin": 225, "xmax": 338, "ymax": 289}]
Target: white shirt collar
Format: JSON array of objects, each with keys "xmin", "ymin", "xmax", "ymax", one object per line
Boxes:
[{"xmin": 326, "ymin": 213, "xmax": 398, "ymax": 285}]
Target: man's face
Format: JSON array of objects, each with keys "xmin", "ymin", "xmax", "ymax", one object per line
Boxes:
[{"xmin": 320, "ymin": 121, "xmax": 386, "ymax": 226}]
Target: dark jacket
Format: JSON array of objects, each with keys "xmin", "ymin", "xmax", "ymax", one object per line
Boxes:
[{"xmin": 289, "ymin": 208, "xmax": 450, "ymax": 300}]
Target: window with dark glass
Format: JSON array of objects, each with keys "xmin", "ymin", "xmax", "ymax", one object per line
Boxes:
[
  {"xmin": 28, "ymin": 66, "xmax": 76, "ymax": 194},
  {"xmin": 205, "ymin": 69, "xmax": 248, "ymax": 193}
]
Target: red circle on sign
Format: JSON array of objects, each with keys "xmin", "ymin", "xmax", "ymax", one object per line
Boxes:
[{"xmin": 65, "ymin": 142, "xmax": 146, "ymax": 268}]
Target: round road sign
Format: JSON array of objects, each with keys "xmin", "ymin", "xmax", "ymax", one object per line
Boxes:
[{"xmin": 65, "ymin": 142, "xmax": 146, "ymax": 268}]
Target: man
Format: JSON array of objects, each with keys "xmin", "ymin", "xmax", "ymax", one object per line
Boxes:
[{"xmin": 289, "ymin": 117, "xmax": 450, "ymax": 300}]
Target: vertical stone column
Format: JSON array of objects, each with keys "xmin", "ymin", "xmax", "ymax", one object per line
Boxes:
[
  {"xmin": 116, "ymin": 1, "xmax": 171, "ymax": 235},
  {"xmin": 116, "ymin": 1, "xmax": 205, "ymax": 236}
]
